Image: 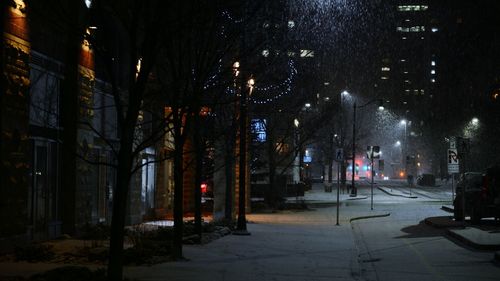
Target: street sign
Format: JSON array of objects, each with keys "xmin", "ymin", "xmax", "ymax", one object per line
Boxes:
[
  {"xmin": 449, "ymin": 137, "xmax": 456, "ymax": 149},
  {"xmin": 335, "ymin": 148, "xmax": 344, "ymax": 162},
  {"xmin": 366, "ymin": 146, "xmax": 380, "ymax": 159},
  {"xmin": 447, "ymin": 148, "xmax": 459, "ymax": 174},
  {"xmin": 303, "ymin": 156, "xmax": 312, "ymax": 163}
]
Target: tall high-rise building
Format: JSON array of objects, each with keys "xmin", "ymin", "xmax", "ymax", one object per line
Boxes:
[{"xmin": 379, "ymin": 1, "xmax": 437, "ymax": 122}]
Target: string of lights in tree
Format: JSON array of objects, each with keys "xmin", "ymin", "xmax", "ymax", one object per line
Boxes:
[
  {"xmin": 203, "ymin": 59, "xmax": 223, "ymax": 90},
  {"xmin": 222, "ymin": 10, "xmax": 243, "ymax": 24},
  {"xmin": 250, "ymin": 59, "xmax": 297, "ymax": 104}
]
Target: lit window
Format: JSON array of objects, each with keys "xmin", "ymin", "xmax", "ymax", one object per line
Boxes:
[
  {"xmin": 398, "ymin": 26, "xmax": 425, "ymax": 32},
  {"xmin": 381, "ymin": 67, "xmax": 390, "ymax": 71},
  {"xmin": 262, "ymin": 50, "xmax": 269, "ymax": 57},
  {"xmin": 404, "ymin": 71, "xmax": 409, "ymax": 74},
  {"xmin": 431, "ymin": 79, "xmax": 436, "ymax": 83},
  {"xmin": 300, "ymin": 49, "xmax": 314, "ymax": 58},
  {"xmin": 431, "ymin": 70, "xmax": 436, "ymax": 74},
  {"xmin": 251, "ymin": 119, "xmax": 267, "ymax": 142},
  {"xmin": 401, "ymin": 59, "xmax": 406, "ymax": 62},
  {"xmin": 405, "ymin": 80, "xmax": 411, "ymax": 83},
  {"xmin": 432, "ymin": 27, "xmax": 438, "ymax": 32},
  {"xmin": 405, "ymin": 89, "xmax": 410, "ymax": 92},
  {"xmin": 288, "ymin": 20, "xmax": 295, "ymax": 28},
  {"xmin": 276, "ymin": 142, "xmax": 289, "ymax": 154},
  {"xmin": 398, "ymin": 5, "xmax": 429, "ymax": 12},
  {"xmin": 402, "ymin": 37, "xmax": 407, "ymax": 40},
  {"xmin": 411, "ymin": 26, "xmax": 425, "ymax": 32},
  {"xmin": 431, "ymin": 60, "xmax": 436, "ymax": 66},
  {"xmin": 381, "ymin": 76, "xmax": 389, "ymax": 80}
]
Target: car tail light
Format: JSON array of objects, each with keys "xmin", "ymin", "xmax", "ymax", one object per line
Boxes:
[{"xmin": 201, "ymin": 183, "xmax": 208, "ymax": 194}]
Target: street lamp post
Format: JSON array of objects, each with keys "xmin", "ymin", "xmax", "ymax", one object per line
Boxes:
[
  {"xmin": 350, "ymin": 99, "xmax": 384, "ymax": 197},
  {"xmin": 335, "ymin": 90, "xmax": 349, "ymax": 225},
  {"xmin": 351, "ymin": 102, "xmax": 357, "ymax": 196},
  {"xmin": 293, "ymin": 118, "xmax": 300, "ymax": 183},
  {"xmin": 235, "ymin": 77, "xmax": 254, "ymax": 235},
  {"xmin": 400, "ymin": 119, "xmax": 408, "ymax": 178}
]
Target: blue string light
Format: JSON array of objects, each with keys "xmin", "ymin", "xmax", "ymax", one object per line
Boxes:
[{"xmin": 250, "ymin": 59, "xmax": 297, "ymax": 104}]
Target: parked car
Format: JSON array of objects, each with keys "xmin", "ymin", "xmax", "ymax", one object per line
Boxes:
[{"xmin": 453, "ymin": 165, "xmax": 500, "ymax": 223}]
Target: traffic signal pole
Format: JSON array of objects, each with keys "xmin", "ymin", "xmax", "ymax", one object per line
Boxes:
[
  {"xmin": 371, "ymin": 156, "xmax": 374, "ymax": 210},
  {"xmin": 351, "ymin": 102, "xmax": 357, "ymax": 197}
]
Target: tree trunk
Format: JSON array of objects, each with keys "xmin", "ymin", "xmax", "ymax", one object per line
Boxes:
[
  {"xmin": 60, "ymin": 1, "xmax": 81, "ymax": 235},
  {"xmin": 172, "ymin": 113, "xmax": 185, "ymax": 259},
  {"xmin": 193, "ymin": 111, "xmax": 203, "ymax": 241},
  {"xmin": 107, "ymin": 53, "xmax": 145, "ymax": 280},
  {"xmin": 328, "ymin": 157, "xmax": 333, "ymax": 183},
  {"xmin": 0, "ymin": 1, "xmax": 6, "ymax": 188},
  {"xmin": 107, "ymin": 140, "xmax": 134, "ymax": 281},
  {"xmin": 224, "ymin": 135, "xmax": 234, "ymax": 220},
  {"xmin": 224, "ymin": 114, "xmax": 236, "ymax": 220},
  {"xmin": 267, "ymin": 127, "xmax": 276, "ymax": 207}
]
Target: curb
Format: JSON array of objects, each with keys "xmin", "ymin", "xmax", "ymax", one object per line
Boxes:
[
  {"xmin": 446, "ymin": 229, "xmax": 500, "ymax": 251},
  {"xmin": 377, "ymin": 187, "xmax": 417, "ymax": 199},
  {"xmin": 349, "ymin": 213, "xmax": 390, "ymax": 223},
  {"xmin": 441, "ymin": 205, "xmax": 454, "ymax": 213},
  {"xmin": 425, "ymin": 216, "xmax": 500, "ymax": 251},
  {"xmin": 424, "ymin": 216, "xmax": 464, "ymax": 229},
  {"xmin": 347, "ymin": 196, "xmax": 368, "ymax": 201}
]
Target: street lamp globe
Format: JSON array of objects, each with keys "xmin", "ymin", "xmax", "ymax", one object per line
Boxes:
[
  {"xmin": 471, "ymin": 117, "xmax": 479, "ymax": 125},
  {"xmin": 247, "ymin": 78, "xmax": 255, "ymax": 87}
]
